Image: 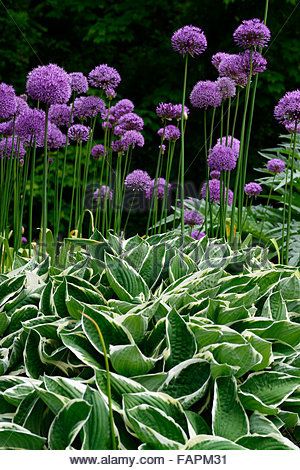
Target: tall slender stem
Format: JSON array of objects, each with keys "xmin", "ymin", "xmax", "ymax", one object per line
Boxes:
[
  {"xmin": 285, "ymin": 127, "xmax": 297, "ymax": 264},
  {"xmin": 41, "ymin": 106, "xmax": 49, "ymax": 258},
  {"xmin": 180, "ymin": 55, "xmax": 189, "ymax": 236}
]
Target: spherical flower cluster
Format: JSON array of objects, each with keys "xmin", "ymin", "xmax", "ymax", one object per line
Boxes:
[
  {"xmin": 26, "ymin": 64, "xmax": 71, "ymax": 105},
  {"xmin": 121, "ymin": 130, "xmax": 144, "ymax": 149},
  {"xmin": 111, "ymin": 140, "xmax": 125, "ymax": 153},
  {"xmin": 49, "ymin": 104, "xmax": 72, "ymax": 127},
  {"xmin": 0, "ymin": 137, "xmax": 26, "ymax": 159},
  {"xmin": 69, "ymin": 72, "xmax": 89, "ymax": 95},
  {"xmin": 15, "ymin": 108, "xmax": 46, "ymax": 147},
  {"xmin": 145, "ymin": 177, "xmax": 171, "ymax": 200},
  {"xmin": 173, "ymin": 104, "xmax": 189, "ymax": 119},
  {"xmin": 88, "ymin": 64, "xmax": 121, "ymax": 97},
  {"xmin": 156, "ymin": 102, "xmax": 189, "ymax": 120},
  {"xmin": 47, "ymin": 124, "xmax": 66, "ymax": 149},
  {"xmin": 285, "ymin": 121, "xmax": 300, "ymax": 134},
  {"xmin": 216, "ymin": 77, "xmax": 236, "ymax": 100},
  {"xmin": 91, "ymin": 144, "xmax": 106, "ymax": 159},
  {"xmin": 191, "ymin": 230, "xmax": 205, "ymax": 240},
  {"xmin": 110, "ymin": 99, "xmax": 134, "ymax": 120},
  {"xmin": 93, "ymin": 185, "xmax": 113, "ymax": 202},
  {"xmin": 184, "ymin": 209, "xmax": 204, "ymax": 226},
  {"xmin": 0, "ymin": 83, "xmax": 16, "ymax": 119},
  {"xmin": 244, "ymin": 182, "xmax": 262, "ymax": 197},
  {"xmin": 114, "ymin": 112, "xmax": 144, "ymax": 136},
  {"xmin": 240, "ymin": 50, "xmax": 267, "ymax": 75},
  {"xmin": 274, "ymin": 90, "xmax": 300, "ymax": 126},
  {"xmin": 211, "ymin": 52, "xmax": 231, "ymax": 70},
  {"xmin": 67, "ymin": 124, "xmax": 90, "ymax": 142},
  {"xmin": 73, "ymin": 96, "xmax": 105, "ymax": 119},
  {"xmin": 208, "ymin": 144, "xmax": 237, "ymax": 171},
  {"xmin": 201, "ymin": 179, "xmax": 234, "ymax": 205},
  {"xmin": 233, "ymin": 18, "xmax": 271, "ymax": 49},
  {"xmin": 210, "ymin": 170, "xmax": 221, "ymax": 179},
  {"xmin": 124, "ymin": 170, "xmax": 151, "ymax": 192},
  {"xmin": 171, "ymin": 25, "xmax": 207, "ymax": 57},
  {"xmin": 0, "ymin": 120, "xmax": 14, "ymax": 137},
  {"xmin": 15, "ymin": 96, "xmax": 29, "ymax": 116},
  {"xmin": 158, "ymin": 125, "xmax": 180, "ymax": 141},
  {"xmin": 190, "ymin": 81, "xmax": 222, "ymax": 109},
  {"xmin": 218, "ymin": 54, "xmax": 248, "ymax": 87},
  {"xmin": 266, "ymin": 158, "xmax": 286, "ymax": 174},
  {"xmin": 217, "ymin": 136, "xmax": 240, "ymax": 159}
]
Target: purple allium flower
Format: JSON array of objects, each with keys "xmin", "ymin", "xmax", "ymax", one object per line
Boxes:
[
  {"xmin": 216, "ymin": 77, "xmax": 236, "ymax": 100},
  {"xmin": 219, "ymin": 54, "xmax": 248, "ymax": 87},
  {"xmin": 145, "ymin": 177, "xmax": 171, "ymax": 200},
  {"xmin": 156, "ymin": 102, "xmax": 177, "ymax": 120},
  {"xmin": 217, "ymin": 136, "xmax": 240, "ymax": 159},
  {"xmin": 88, "ymin": 64, "xmax": 121, "ymax": 97},
  {"xmin": 274, "ymin": 90, "xmax": 300, "ymax": 125},
  {"xmin": 93, "ymin": 185, "xmax": 113, "ymax": 202},
  {"xmin": 124, "ymin": 170, "xmax": 151, "ymax": 192},
  {"xmin": 210, "ymin": 170, "xmax": 221, "ymax": 179},
  {"xmin": 111, "ymin": 99, "xmax": 134, "ymax": 120},
  {"xmin": 173, "ymin": 104, "xmax": 189, "ymax": 120},
  {"xmin": 67, "ymin": 124, "xmax": 90, "ymax": 142},
  {"xmin": 120, "ymin": 130, "xmax": 145, "ymax": 149},
  {"xmin": 211, "ymin": 52, "xmax": 231, "ymax": 70},
  {"xmin": 158, "ymin": 124, "xmax": 180, "ymax": 141},
  {"xmin": 285, "ymin": 120, "xmax": 300, "ymax": 134},
  {"xmin": 190, "ymin": 81, "xmax": 223, "ymax": 109},
  {"xmin": 21, "ymin": 236, "xmax": 27, "ymax": 244},
  {"xmin": 47, "ymin": 124, "xmax": 66, "ymax": 149},
  {"xmin": 69, "ymin": 72, "xmax": 88, "ymax": 95},
  {"xmin": 171, "ymin": 25, "xmax": 207, "ymax": 57},
  {"xmin": 233, "ymin": 18, "xmax": 271, "ymax": 49},
  {"xmin": 26, "ymin": 64, "xmax": 71, "ymax": 105},
  {"xmin": 244, "ymin": 182, "xmax": 262, "ymax": 197},
  {"xmin": 49, "ymin": 104, "xmax": 72, "ymax": 127},
  {"xmin": 91, "ymin": 144, "xmax": 106, "ymax": 159},
  {"xmin": 0, "ymin": 120, "xmax": 14, "ymax": 137},
  {"xmin": 159, "ymin": 144, "xmax": 166, "ymax": 154},
  {"xmin": 111, "ymin": 140, "xmax": 125, "ymax": 153},
  {"xmin": 15, "ymin": 108, "xmax": 46, "ymax": 147},
  {"xmin": 0, "ymin": 83, "xmax": 16, "ymax": 119},
  {"xmin": 15, "ymin": 96, "xmax": 29, "ymax": 116},
  {"xmin": 73, "ymin": 96, "xmax": 105, "ymax": 119},
  {"xmin": 184, "ymin": 209, "xmax": 204, "ymax": 226},
  {"xmin": 114, "ymin": 112, "xmax": 144, "ymax": 136},
  {"xmin": 208, "ymin": 144, "xmax": 237, "ymax": 171},
  {"xmin": 0, "ymin": 137, "xmax": 26, "ymax": 159},
  {"xmin": 191, "ymin": 230, "xmax": 205, "ymax": 240},
  {"xmin": 240, "ymin": 50, "xmax": 267, "ymax": 75},
  {"xmin": 267, "ymin": 158, "xmax": 286, "ymax": 174},
  {"xmin": 201, "ymin": 179, "xmax": 233, "ymax": 205}
]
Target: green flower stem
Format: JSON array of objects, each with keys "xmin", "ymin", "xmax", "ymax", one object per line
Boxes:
[
  {"xmin": 28, "ymin": 140, "xmax": 37, "ymax": 256},
  {"xmin": 208, "ymin": 108, "xmax": 216, "ymax": 237},
  {"xmin": 179, "ymin": 54, "xmax": 189, "ymax": 237},
  {"xmin": 40, "ymin": 106, "xmax": 49, "ymax": 258},
  {"xmin": 82, "ymin": 312, "xmax": 117, "ymax": 450},
  {"xmin": 258, "ymin": 175, "xmax": 276, "ymax": 244},
  {"xmin": 146, "ymin": 133, "xmax": 164, "ymax": 236},
  {"xmin": 231, "ymin": 88, "xmax": 240, "ymax": 144},
  {"xmin": 68, "ymin": 143, "xmax": 79, "ymax": 235},
  {"xmin": 203, "ymin": 110, "xmax": 209, "ymax": 234},
  {"xmin": 160, "ymin": 141, "xmax": 176, "ymax": 233},
  {"xmin": 226, "ymin": 98, "xmax": 231, "ymax": 145},
  {"xmin": 285, "ymin": 127, "xmax": 298, "ymax": 265},
  {"xmin": 220, "ymin": 103, "xmax": 224, "ymax": 139},
  {"xmin": 75, "ymin": 141, "xmax": 83, "ymax": 232},
  {"xmin": 19, "ymin": 145, "xmax": 31, "ymax": 245}
]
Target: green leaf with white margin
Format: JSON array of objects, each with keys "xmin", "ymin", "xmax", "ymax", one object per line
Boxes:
[
  {"xmin": 105, "ymin": 253, "xmax": 150, "ymax": 302},
  {"xmin": 117, "ymin": 312, "xmax": 148, "ymax": 344},
  {"xmin": 36, "ymin": 388, "xmax": 70, "ymax": 414},
  {"xmin": 165, "ymin": 309, "xmax": 196, "ymax": 370},
  {"xmin": 250, "ymin": 320, "xmax": 300, "ymax": 348},
  {"xmin": 110, "ymin": 344, "xmax": 157, "ymax": 377},
  {"xmin": 185, "ymin": 411, "xmax": 211, "ymax": 437},
  {"xmin": 169, "ymin": 253, "xmax": 197, "ymax": 283},
  {"xmin": 242, "ymin": 331, "xmax": 272, "ymax": 371},
  {"xmin": 59, "ymin": 323, "xmax": 103, "ymax": 369},
  {"xmin": 212, "ymin": 376, "xmax": 249, "ymax": 441},
  {"xmin": 278, "ymin": 274, "xmax": 300, "ymax": 301},
  {"xmin": 3, "ymin": 380, "xmax": 38, "ymax": 406},
  {"xmin": 0, "ymin": 312, "xmax": 9, "ymax": 336},
  {"xmin": 185, "ymin": 435, "xmax": 245, "ymax": 450},
  {"xmin": 125, "ymin": 404, "xmax": 187, "ymax": 450},
  {"xmin": 236, "ymin": 434, "xmax": 298, "ymax": 450},
  {"xmin": 159, "ymin": 359, "xmax": 211, "ymax": 408},
  {"xmin": 250, "ymin": 412, "xmax": 281, "ymax": 436},
  {"xmin": 0, "ymin": 348, "xmax": 9, "ymax": 375},
  {"xmin": 49, "ymin": 399, "xmax": 91, "ymax": 449},
  {"xmin": 139, "ymin": 243, "xmax": 166, "ymax": 288},
  {"xmin": 238, "ymin": 391, "xmax": 278, "ymax": 415},
  {"xmin": 215, "ymin": 305, "xmax": 250, "ymax": 325},
  {"xmin": 0, "ymin": 423, "xmax": 46, "ymax": 449},
  {"xmin": 262, "ymin": 291, "xmax": 288, "ymax": 320},
  {"xmin": 82, "ymin": 386, "xmax": 115, "ymax": 450},
  {"xmin": 43, "ymin": 376, "xmax": 86, "ymax": 399}
]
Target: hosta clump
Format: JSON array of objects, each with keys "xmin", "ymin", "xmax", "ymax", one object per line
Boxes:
[{"xmin": 0, "ymin": 231, "xmax": 300, "ymax": 450}]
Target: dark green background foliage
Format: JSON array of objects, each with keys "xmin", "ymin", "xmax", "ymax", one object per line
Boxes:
[{"xmin": 0, "ymin": 0, "xmax": 299, "ymax": 232}]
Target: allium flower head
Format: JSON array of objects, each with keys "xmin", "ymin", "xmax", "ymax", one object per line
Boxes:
[
  {"xmin": 274, "ymin": 90, "xmax": 300, "ymax": 125},
  {"xmin": 111, "ymin": 99, "xmax": 134, "ymax": 120},
  {"xmin": 285, "ymin": 121, "xmax": 300, "ymax": 134},
  {"xmin": 88, "ymin": 64, "xmax": 121, "ymax": 97},
  {"xmin": 211, "ymin": 52, "xmax": 231, "ymax": 70},
  {"xmin": 156, "ymin": 103, "xmax": 177, "ymax": 120},
  {"xmin": 208, "ymin": 144, "xmax": 237, "ymax": 171},
  {"xmin": 191, "ymin": 230, "xmax": 205, "ymax": 240},
  {"xmin": 0, "ymin": 120, "xmax": 14, "ymax": 137},
  {"xmin": 158, "ymin": 125, "xmax": 180, "ymax": 141},
  {"xmin": 26, "ymin": 64, "xmax": 71, "ymax": 105},
  {"xmin": 93, "ymin": 185, "xmax": 113, "ymax": 202},
  {"xmin": 146, "ymin": 177, "xmax": 171, "ymax": 200},
  {"xmin": 74, "ymin": 96, "xmax": 105, "ymax": 119},
  {"xmin": 216, "ymin": 77, "xmax": 236, "ymax": 100},
  {"xmin": 210, "ymin": 170, "xmax": 221, "ymax": 179},
  {"xmin": 47, "ymin": 124, "xmax": 66, "ymax": 149},
  {"xmin": 173, "ymin": 104, "xmax": 189, "ymax": 120},
  {"xmin": 219, "ymin": 54, "xmax": 248, "ymax": 87},
  {"xmin": 184, "ymin": 209, "xmax": 204, "ymax": 226},
  {"xmin": 120, "ymin": 130, "xmax": 145, "ymax": 150},
  {"xmin": 125, "ymin": 170, "xmax": 151, "ymax": 192},
  {"xmin": 49, "ymin": 104, "xmax": 72, "ymax": 127},
  {"xmin": 240, "ymin": 50, "xmax": 267, "ymax": 75},
  {"xmin": 114, "ymin": 112, "xmax": 144, "ymax": 136},
  {"xmin": 190, "ymin": 81, "xmax": 222, "ymax": 109},
  {"xmin": 15, "ymin": 108, "xmax": 46, "ymax": 147},
  {"xmin": 217, "ymin": 136, "xmax": 240, "ymax": 159},
  {"xmin": 0, "ymin": 83, "xmax": 16, "ymax": 119},
  {"xmin": 0, "ymin": 137, "xmax": 26, "ymax": 159},
  {"xmin": 171, "ymin": 25, "xmax": 207, "ymax": 57},
  {"xmin": 91, "ymin": 144, "xmax": 106, "ymax": 159},
  {"xmin": 267, "ymin": 158, "xmax": 286, "ymax": 174},
  {"xmin": 15, "ymin": 96, "xmax": 29, "ymax": 116},
  {"xmin": 244, "ymin": 182, "xmax": 262, "ymax": 197},
  {"xmin": 69, "ymin": 72, "xmax": 88, "ymax": 95},
  {"xmin": 68, "ymin": 124, "xmax": 90, "ymax": 142},
  {"xmin": 202, "ymin": 179, "xmax": 233, "ymax": 205},
  {"xmin": 233, "ymin": 18, "xmax": 271, "ymax": 49}
]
